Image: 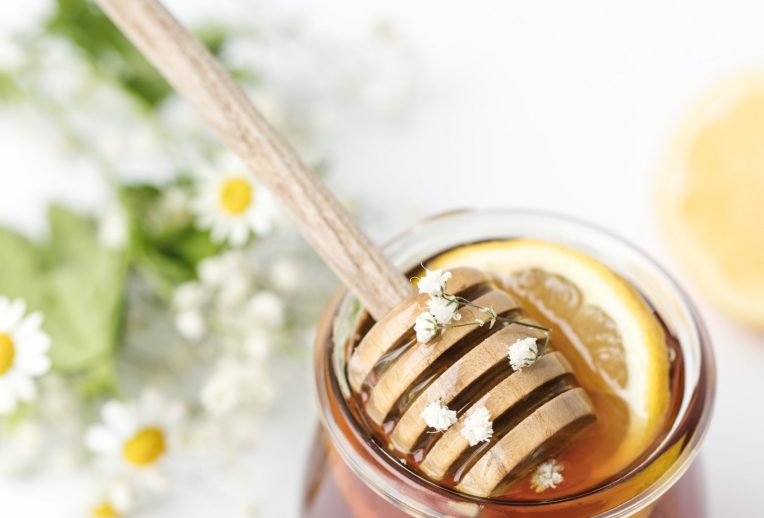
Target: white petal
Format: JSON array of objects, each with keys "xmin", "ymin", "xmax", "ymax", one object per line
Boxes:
[
  {"xmin": 140, "ymin": 467, "xmax": 168, "ymax": 492},
  {"xmin": 7, "ymin": 372, "xmax": 36, "ymax": 401},
  {"xmin": 85, "ymin": 425, "xmax": 120, "ymax": 454},
  {"xmin": 14, "ymin": 312, "xmax": 43, "ymax": 341},
  {"xmin": 108, "ymin": 480, "xmax": 135, "ymax": 513},
  {"xmin": 17, "ymin": 333, "xmax": 51, "ymax": 355},
  {"xmin": 209, "ymin": 220, "xmax": 229, "ymax": 244},
  {"xmin": 15, "ymin": 351, "xmax": 51, "ymax": 377},
  {"xmin": 0, "ymin": 379, "xmax": 18, "ymax": 414},
  {"xmin": 228, "ymin": 221, "xmax": 249, "ymax": 247},
  {"xmin": 102, "ymin": 401, "xmax": 135, "ymax": 437}
]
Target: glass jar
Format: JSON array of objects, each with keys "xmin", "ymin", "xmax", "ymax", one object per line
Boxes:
[{"xmin": 304, "ymin": 210, "xmax": 715, "ymax": 517}]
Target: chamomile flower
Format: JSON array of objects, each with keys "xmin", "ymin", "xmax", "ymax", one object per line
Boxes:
[
  {"xmin": 416, "ymin": 268, "xmax": 451, "ymax": 298},
  {"xmin": 194, "ymin": 156, "xmax": 279, "ymax": 247},
  {"xmin": 507, "ymin": 336, "xmax": 540, "ymax": 371},
  {"xmin": 530, "ymin": 458, "xmax": 564, "ymax": 493},
  {"xmin": 0, "ymin": 297, "xmax": 51, "ymax": 414},
  {"xmin": 90, "ymin": 480, "xmax": 135, "ymax": 518},
  {"xmin": 460, "ymin": 406, "xmax": 493, "ymax": 446},
  {"xmin": 86, "ymin": 390, "xmax": 185, "ymax": 492}
]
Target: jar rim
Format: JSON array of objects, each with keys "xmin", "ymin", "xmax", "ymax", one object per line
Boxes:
[{"xmin": 314, "ymin": 209, "xmax": 716, "ymax": 517}]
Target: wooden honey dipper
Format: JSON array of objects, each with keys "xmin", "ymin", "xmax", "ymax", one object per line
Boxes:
[{"xmin": 95, "ymin": 0, "xmax": 596, "ymax": 499}]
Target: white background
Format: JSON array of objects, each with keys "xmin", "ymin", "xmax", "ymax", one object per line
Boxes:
[{"xmin": 2, "ymin": 1, "xmax": 764, "ymax": 516}]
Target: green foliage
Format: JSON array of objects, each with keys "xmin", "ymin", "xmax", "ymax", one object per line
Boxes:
[
  {"xmin": 0, "ymin": 206, "xmax": 127, "ymax": 393},
  {"xmin": 45, "ymin": 0, "xmax": 232, "ymax": 108},
  {"xmin": 121, "ymin": 182, "xmax": 222, "ymax": 300},
  {"xmin": 45, "ymin": 0, "xmax": 172, "ymax": 107}
]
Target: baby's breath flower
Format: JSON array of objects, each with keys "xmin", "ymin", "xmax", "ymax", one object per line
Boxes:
[
  {"xmin": 420, "ymin": 399, "xmax": 457, "ymax": 432},
  {"xmin": 417, "ymin": 268, "xmax": 451, "ymax": 298},
  {"xmin": 507, "ymin": 336, "xmax": 540, "ymax": 371},
  {"xmin": 414, "ymin": 311, "xmax": 439, "ymax": 343},
  {"xmin": 246, "ymin": 291, "xmax": 285, "ymax": 328},
  {"xmin": 460, "ymin": 406, "xmax": 493, "ymax": 446},
  {"xmin": 174, "ymin": 310, "xmax": 206, "ymax": 341},
  {"xmin": 480, "ymin": 306, "xmax": 498, "ymax": 328},
  {"xmin": 530, "ymin": 459, "xmax": 564, "ymax": 492},
  {"xmin": 426, "ymin": 296, "xmax": 460, "ymax": 325}
]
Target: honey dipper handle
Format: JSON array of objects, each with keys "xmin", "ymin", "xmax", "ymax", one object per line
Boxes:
[{"xmin": 95, "ymin": 0, "xmax": 412, "ymax": 319}]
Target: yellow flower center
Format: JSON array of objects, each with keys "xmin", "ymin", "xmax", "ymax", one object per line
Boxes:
[
  {"xmin": 219, "ymin": 177, "xmax": 253, "ymax": 215},
  {"xmin": 91, "ymin": 502, "xmax": 120, "ymax": 518},
  {"xmin": 122, "ymin": 427, "xmax": 166, "ymax": 466},
  {"xmin": 0, "ymin": 333, "xmax": 15, "ymax": 375}
]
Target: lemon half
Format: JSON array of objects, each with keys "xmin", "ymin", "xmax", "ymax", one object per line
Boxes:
[{"xmin": 658, "ymin": 73, "xmax": 764, "ymax": 328}]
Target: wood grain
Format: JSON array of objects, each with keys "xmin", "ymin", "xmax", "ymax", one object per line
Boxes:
[
  {"xmin": 347, "ymin": 267, "xmax": 490, "ymax": 392},
  {"xmin": 456, "ymin": 387, "xmax": 595, "ymax": 497},
  {"xmin": 390, "ymin": 320, "xmax": 546, "ymax": 453},
  {"xmin": 420, "ymin": 352, "xmax": 574, "ymax": 480},
  {"xmin": 364, "ymin": 289, "xmax": 520, "ymax": 425},
  {"xmin": 95, "ymin": 0, "xmax": 411, "ymax": 320}
]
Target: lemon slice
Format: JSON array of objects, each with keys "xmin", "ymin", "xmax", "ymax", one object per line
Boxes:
[
  {"xmin": 427, "ymin": 239, "xmax": 669, "ymax": 469},
  {"xmin": 658, "ymin": 73, "xmax": 764, "ymax": 328}
]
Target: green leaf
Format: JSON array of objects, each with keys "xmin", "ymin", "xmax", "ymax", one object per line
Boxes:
[
  {"xmin": 0, "ymin": 229, "xmax": 44, "ymax": 305},
  {"xmin": 0, "ymin": 71, "xmax": 20, "ymax": 101},
  {"xmin": 45, "ymin": 0, "xmax": 172, "ymax": 107},
  {"xmin": 0, "ymin": 206, "xmax": 128, "ymax": 391}
]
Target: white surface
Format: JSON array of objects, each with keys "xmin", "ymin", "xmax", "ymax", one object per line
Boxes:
[{"xmin": 2, "ymin": 1, "xmax": 764, "ymax": 516}]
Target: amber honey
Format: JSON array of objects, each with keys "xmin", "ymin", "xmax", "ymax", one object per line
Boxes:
[{"xmin": 304, "ymin": 211, "xmax": 714, "ymax": 518}]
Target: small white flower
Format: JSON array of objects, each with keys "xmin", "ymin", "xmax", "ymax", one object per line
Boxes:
[
  {"xmin": 173, "ymin": 282, "xmax": 206, "ymax": 311},
  {"xmin": 246, "ymin": 291, "xmax": 285, "ymax": 328},
  {"xmin": 507, "ymin": 337, "xmax": 540, "ymax": 371},
  {"xmin": 460, "ymin": 406, "xmax": 493, "ymax": 446},
  {"xmin": 193, "ymin": 155, "xmax": 279, "ymax": 247},
  {"xmin": 530, "ymin": 458, "xmax": 564, "ymax": 493},
  {"xmin": 414, "ymin": 311, "xmax": 439, "ymax": 343},
  {"xmin": 481, "ymin": 306, "xmax": 498, "ymax": 328},
  {"xmin": 174, "ymin": 310, "xmax": 206, "ymax": 341},
  {"xmin": 0, "ymin": 297, "xmax": 51, "ymax": 414},
  {"xmin": 244, "ymin": 329, "xmax": 273, "ymax": 360},
  {"xmin": 269, "ymin": 258, "xmax": 302, "ymax": 293},
  {"xmin": 98, "ymin": 203, "xmax": 129, "ymax": 250},
  {"xmin": 85, "ymin": 390, "xmax": 184, "ymax": 491},
  {"xmin": 417, "ymin": 268, "xmax": 451, "ymax": 298},
  {"xmin": 198, "ymin": 253, "xmax": 236, "ymax": 288},
  {"xmin": 426, "ymin": 296, "xmax": 461, "ymax": 325},
  {"xmin": 200, "ymin": 367, "xmax": 241, "ymax": 416},
  {"xmin": 420, "ymin": 399, "xmax": 457, "ymax": 432}
]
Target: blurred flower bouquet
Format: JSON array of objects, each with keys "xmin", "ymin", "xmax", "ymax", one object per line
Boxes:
[{"xmin": 0, "ymin": 0, "xmax": 416, "ymax": 515}]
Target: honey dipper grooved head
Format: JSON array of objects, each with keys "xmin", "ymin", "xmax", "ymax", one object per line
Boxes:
[{"xmin": 346, "ymin": 267, "xmax": 597, "ymax": 498}]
